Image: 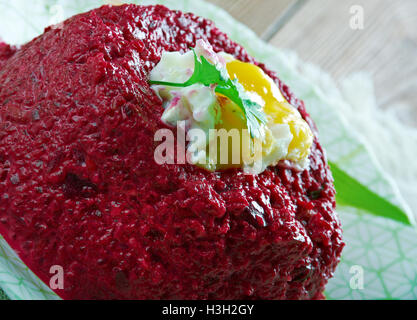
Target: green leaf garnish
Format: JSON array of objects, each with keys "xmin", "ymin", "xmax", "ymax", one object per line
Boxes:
[
  {"xmin": 329, "ymin": 161, "xmax": 415, "ymax": 226},
  {"xmin": 149, "ymin": 49, "xmax": 267, "ymax": 138},
  {"xmin": 150, "ymin": 49, "xmax": 414, "ymax": 227}
]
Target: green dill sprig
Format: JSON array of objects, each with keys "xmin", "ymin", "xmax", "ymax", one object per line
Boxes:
[
  {"xmin": 150, "ymin": 49, "xmax": 415, "ymax": 227},
  {"xmin": 149, "ymin": 49, "xmax": 267, "ymax": 138}
]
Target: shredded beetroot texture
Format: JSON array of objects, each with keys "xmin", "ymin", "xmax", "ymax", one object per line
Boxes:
[{"xmin": 0, "ymin": 4, "xmax": 343, "ymax": 299}]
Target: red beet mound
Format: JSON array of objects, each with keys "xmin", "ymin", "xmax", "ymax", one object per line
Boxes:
[{"xmin": 0, "ymin": 4, "xmax": 343, "ymax": 300}]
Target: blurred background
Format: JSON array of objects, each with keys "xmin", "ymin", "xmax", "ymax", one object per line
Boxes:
[
  {"xmin": 209, "ymin": 0, "xmax": 417, "ymax": 127},
  {"xmin": 208, "ymin": 0, "xmax": 417, "ymax": 216}
]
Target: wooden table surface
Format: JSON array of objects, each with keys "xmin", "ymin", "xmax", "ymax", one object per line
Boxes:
[{"xmin": 208, "ymin": 0, "xmax": 417, "ymax": 127}]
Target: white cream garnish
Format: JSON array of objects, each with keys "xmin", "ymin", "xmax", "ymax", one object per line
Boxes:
[{"xmin": 149, "ymin": 40, "xmax": 313, "ymax": 174}]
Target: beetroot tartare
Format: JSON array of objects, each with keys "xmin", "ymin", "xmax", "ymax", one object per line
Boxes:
[{"xmin": 0, "ymin": 4, "xmax": 344, "ymax": 299}]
